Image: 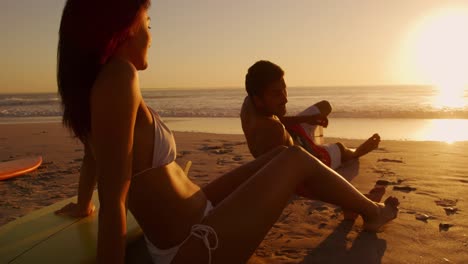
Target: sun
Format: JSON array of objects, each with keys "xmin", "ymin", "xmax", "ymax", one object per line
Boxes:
[{"xmin": 399, "ymin": 7, "xmax": 468, "ymax": 107}]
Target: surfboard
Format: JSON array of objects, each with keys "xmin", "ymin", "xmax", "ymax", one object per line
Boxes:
[
  {"xmin": 0, "ymin": 190, "xmax": 147, "ymax": 263},
  {"xmin": 0, "ymin": 161, "xmax": 193, "ymax": 263},
  {"xmin": 0, "ymin": 156, "xmax": 43, "ymax": 181}
]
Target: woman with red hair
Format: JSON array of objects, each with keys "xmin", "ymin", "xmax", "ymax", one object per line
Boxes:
[{"xmin": 56, "ymin": 1, "xmax": 399, "ymax": 263}]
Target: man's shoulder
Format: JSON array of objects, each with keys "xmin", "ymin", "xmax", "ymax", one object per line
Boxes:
[
  {"xmin": 255, "ymin": 116, "xmax": 286, "ymax": 135},
  {"xmin": 240, "ymin": 96, "xmax": 286, "ymax": 138},
  {"xmin": 240, "ymin": 96, "xmax": 254, "ymax": 118}
]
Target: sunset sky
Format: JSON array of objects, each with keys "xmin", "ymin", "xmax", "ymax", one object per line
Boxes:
[{"xmin": 2, "ymin": 0, "xmax": 468, "ymax": 93}]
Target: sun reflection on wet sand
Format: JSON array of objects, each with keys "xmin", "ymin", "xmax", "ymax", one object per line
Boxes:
[
  {"xmin": 414, "ymin": 119, "xmax": 468, "ymax": 144},
  {"xmin": 164, "ymin": 117, "xmax": 468, "ymax": 143}
]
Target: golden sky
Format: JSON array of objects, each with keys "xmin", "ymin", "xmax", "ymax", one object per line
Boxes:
[{"xmin": 1, "ymin": 0, "xmax": 468, "ymax": 93}]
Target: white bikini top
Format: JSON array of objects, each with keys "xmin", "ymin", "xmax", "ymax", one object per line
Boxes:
[{"xmin": 134, "ymin": 107, "xmax": 177, "ymax": 177}]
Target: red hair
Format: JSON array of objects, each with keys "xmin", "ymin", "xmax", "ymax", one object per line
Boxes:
[{"xmin": 57, "ymin": 0, "xmax": 151, "ymax": 142}]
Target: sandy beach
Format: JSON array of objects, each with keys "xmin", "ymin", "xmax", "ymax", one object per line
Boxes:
[{"xmin": 1, "ymin": 122, "xmax": 467, "ymax": 263}]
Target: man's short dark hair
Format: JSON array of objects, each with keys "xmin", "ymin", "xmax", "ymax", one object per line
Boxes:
[{"xmin": 245, "ymin": 60, "xmax": 284, "ymax": 97}]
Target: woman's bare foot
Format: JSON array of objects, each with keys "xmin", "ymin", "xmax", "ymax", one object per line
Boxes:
[
  {"xmin": 343, "ymin": 185, "xmax": 386, "ymax": 221},
  {"xmin": 363, "ymin": 196, "xmax": 399, "ymax": 232},
  {"xmin": 354, "ymin": 133, "xmax": 381, "ymax": 158}
]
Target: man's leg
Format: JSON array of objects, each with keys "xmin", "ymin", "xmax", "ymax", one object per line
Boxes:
[
  {"xmin": 296, "ymin": 100, "xmax": 332, "ymax": 145},
  {"xmin": 313, "ymin": 100, "xmax": 332, "ymax": 116},
  {"xmin": 337, "ymin": 133, "xmax": 381, "ymax": 163}
]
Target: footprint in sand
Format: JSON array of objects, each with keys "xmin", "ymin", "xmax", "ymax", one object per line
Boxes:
[
  {"xmin": 376, "ymin": 179, "xmax": 404, "ymax": 186},
  {"xmin": 275, "ymin": 248, "xmax": 301, "ymax": 259},
  {"xmin": 415, "ymin": 213, "xmax": 436, "ymax": 222},
  {"xmin": 439, "ymin": 223, "xmax": 454, "ymax": 232},
  {"xmin": 177, "ymin": 150, "xmax": 192, "ymax": 158},
  {"xmin": 378, "ymin": 158, "xmax": 404, "ymax": 163},
  {"xmin": 308, "ymin": 205, "xmax": 329, "ymax": 215},
  {"xmin": 254, "ymin": 248, "xmax": 271, "ymax": 258},
  {"xmin": 200, "ymin": 145, "xmax": 221, "ymax": 151},
  {"xmin": 393, "ymin": 186, "xmax": 417, "ymax": 192},
  {"xmin": 233, "ymin": 155, "xmax": 243, "ymax": 161},
  {"xmin": 318, "ymin": 223, "xmax": 327, "ymax": 229},
  {"xmin": 314, "ymin": 205, "xmax": 329, "ymax": 212},
  {"xmin": 443, "ymin": 207, "xmax": 458, "ymax": 215},
  {"xmin": 278, "ymin": 212, "xmax": 292, "ymax": 222},
  {"xmin": 372, "ymin": 167, "xmax": 397, "ymax": 178},
  {"xmin": 200, "ymin": 145, "xmax": 233, "ymax": 154},
  {"xmin": 211, "ymin": 149, "xmax": 233, "ymax": 154},
  {"xmin": 435, "ymin": 199, "xmax": 458, "ymax": 207},
  {"xmin": 216, "ymin": 158, "xmax": 225, "ymax": 165}
]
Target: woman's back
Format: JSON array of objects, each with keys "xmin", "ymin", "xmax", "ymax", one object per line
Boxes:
[{"xmin": 90, "ymin": 59, "xmax": 208, "ymax": 250}]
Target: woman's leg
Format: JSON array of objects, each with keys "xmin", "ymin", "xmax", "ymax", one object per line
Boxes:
[
  {"xmin": 173, "ymin": 146, "xmax": 398, "ymax": 264},
  {"xmin": 202, "ymin": 146, "xmax": 287, "ymax": 205}
]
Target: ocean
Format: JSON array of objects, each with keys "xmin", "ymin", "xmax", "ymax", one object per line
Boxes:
[{"xmin": 1, "ymin": 86, "xmax": 467, "ymax": 142}]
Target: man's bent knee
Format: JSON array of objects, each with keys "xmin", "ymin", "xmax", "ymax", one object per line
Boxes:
[
  {"xmin": 335, "ymin": 142, "xmax": 346, "ymax": 154},
  {"xmin": 314, "ymin": 100, "xmax": 332, "ymax": 115}
]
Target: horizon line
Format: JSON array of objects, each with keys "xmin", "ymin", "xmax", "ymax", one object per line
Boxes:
[{"xmin": 0, "ymin": 83, "xmax": 455, "ymax": 95}]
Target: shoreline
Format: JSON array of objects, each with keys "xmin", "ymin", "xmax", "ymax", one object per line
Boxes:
[
  {"xmin": 1, "ymin": 117, "xmax": 468, "ymax": 143},
  {"xmin": 1, "ymin": 122, "xmax": 467, "ymax": 263}
]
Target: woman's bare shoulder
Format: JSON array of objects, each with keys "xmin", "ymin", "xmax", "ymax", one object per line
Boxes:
[
  {"xmin": 101, "ymin": 59, "xmax": 137, "ymax": 78},
  {"xmin": 92, "ymin": 59, "xmax": 141, "ymax": 103}
]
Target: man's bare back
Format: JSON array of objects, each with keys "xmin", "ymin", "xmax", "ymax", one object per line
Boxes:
[{"xmin": 240, "ymin": 96, "xmax": 293, "ymax": 158}]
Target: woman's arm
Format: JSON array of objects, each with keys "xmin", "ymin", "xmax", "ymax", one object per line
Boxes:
[
  {"xmin": 76, "ymin": 144, "xmax": 97, "ymax": 213},
  {"xmin": 55, "ymin": 144, "xmax": 96, "ymax": 217},
  {"xmin": 91, "ymin": 59, "xmax": 141, "ymax": 264}
]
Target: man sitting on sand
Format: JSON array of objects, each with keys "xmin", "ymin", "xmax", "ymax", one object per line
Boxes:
[{"xmin": 240, "ymin": 60, "xmax": 381, "ymax": 170}]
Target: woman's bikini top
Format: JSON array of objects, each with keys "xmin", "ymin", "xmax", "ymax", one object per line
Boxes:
[{"xmin": 133, "ymin": 107, "xmax": 177, "ymax": 177}]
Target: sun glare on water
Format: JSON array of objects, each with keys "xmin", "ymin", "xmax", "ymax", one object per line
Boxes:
[
  {"xmin": 432, "ymin": 84, "xmax": 466, "ymax": 109},
  {"xmin": 403, "ymin": 7, "xmax": 468, "ymax": 109}
]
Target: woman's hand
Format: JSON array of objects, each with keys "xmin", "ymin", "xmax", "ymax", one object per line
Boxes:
[{"xmin": 55, "ymin": 202, "xmax": 96, "ymax": 217}]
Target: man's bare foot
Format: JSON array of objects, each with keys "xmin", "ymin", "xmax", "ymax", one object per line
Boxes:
[
  {"xmin": 343, "ymin": 185, "xmax": 386, "ymax": 221},
  {"xmin": 363, "ymin": 196, "xmax": 399, "ymax": 232},
  {"xmin": 354, "ymin": 133, "xmax": 380, "ymax": 158}
]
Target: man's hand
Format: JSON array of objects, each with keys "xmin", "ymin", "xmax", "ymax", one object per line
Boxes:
[
  {"xmin": 316, "ymin": 115, "xmax": 329, "ymax": 127},
  {"xmin": 306, "ymin": 114, "xmax": 328, "ymax": 127},
  {"xmin": 55, "ymin": 202, "xmax": 96, "ymax": 218}
]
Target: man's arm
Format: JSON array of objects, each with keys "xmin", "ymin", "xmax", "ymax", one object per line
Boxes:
[{"xmin": 252, "ymin": 120, "xmax": 293, "ymax": 158}]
